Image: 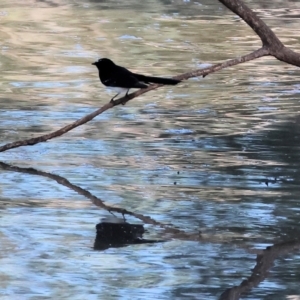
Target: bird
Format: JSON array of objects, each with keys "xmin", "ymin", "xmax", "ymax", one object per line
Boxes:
[{"xmin": 91, "ymin": 58, "xmax": 181, "ymax": 103}]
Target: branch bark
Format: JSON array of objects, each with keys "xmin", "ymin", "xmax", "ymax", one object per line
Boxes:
[
  {"xmin": 0, "ymin": 0, "xmax": 299, "ymax": 153},
  {"xmin": 219, "ymin": 0, "xmax": 300, "ymax": 66},
  {"xmin": 0, "ymin": 48, "xmax": 269, "ymax": 153},
  {"xmin": 219, "ymin": 0, "xmax": 283, "ymax": 49}
]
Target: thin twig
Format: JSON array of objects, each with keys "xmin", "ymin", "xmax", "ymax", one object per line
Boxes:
[{"xmin": 0, "ymin": 48, "xmax": 269, "ymax": 153}]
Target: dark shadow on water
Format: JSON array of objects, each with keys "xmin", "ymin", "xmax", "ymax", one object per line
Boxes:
[
  {"xmin": 0, "ymin": 161, "xmax": 202, "ymax": 240},
  {"xmin": 94, "ymin": 217, "xmax": 164, "ymax": 250},
  {"xmin": 0, "ymin": 161, "xmax": 158, "ymax": 222},
  {"xmin": 1, "ymin": 161, "xmax": 300, "ymax": 298}
]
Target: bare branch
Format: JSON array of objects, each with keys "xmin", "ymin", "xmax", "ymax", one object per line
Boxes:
[
  {"xmin": 275, "ymin": 46, "xmax": 300, "ymax": 67},
  {"xmin": 0, "ymin": 102, "xmax": 112, "ymax": 152},
  {"xmin": 180, "ymin": 47, "xmax": 269, "ymax": 79},
  {"xmin": 0, "ymin": 48, "xmax": 269, "ymax": 153},
  {"xmin": 219, "ymin": 0, "xmax": 283, "ymax": 49},
  {"xmin": 219, "ymin": 0, "xmax": 300, "ymax": 66},
  {"xmin": 1, "ymin": 0, "xmax": 299, "ymax": 153}
]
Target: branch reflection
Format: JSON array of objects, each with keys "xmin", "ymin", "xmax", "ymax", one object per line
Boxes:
[
  {"xmin": 0, "ymin": 161, "xmax": 200, "ymax": 240},
  {"xmin": 219, "ymin": 239, "xmax": 300, "ymax": 300},
  {"xmin": 3, "ymin": 161, "xmax": 299, "ymax": 293}
]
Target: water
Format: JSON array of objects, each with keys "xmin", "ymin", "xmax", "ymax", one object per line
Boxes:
[{"xmin": 1, "ymin": 0, "xmax": 300, "ymax": 299}]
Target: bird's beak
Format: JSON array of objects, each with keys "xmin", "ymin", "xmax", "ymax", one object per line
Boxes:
[{"xmin": 91, "ymin": 62, "xmax": 96, "ymax": 65}]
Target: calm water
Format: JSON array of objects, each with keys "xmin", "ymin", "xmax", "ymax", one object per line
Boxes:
[{"xmin": 1, "ymin": 0, "xmax": 300, "ymax": 299}]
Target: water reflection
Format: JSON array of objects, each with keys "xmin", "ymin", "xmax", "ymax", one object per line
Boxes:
[
  {"xmin": 94, "ymin": 217, "xmax": 163, "ymax": 251},
  {"xmin": 220, "ymin": 239, "xmax": 300, "ymax": 300},
  {"xmin": 1, "ymin": 0, "xmax": 300, "ymax": 299},
  {"xmin": 1, "ymin": 161, "xmax": 300, "ymax": 299}
]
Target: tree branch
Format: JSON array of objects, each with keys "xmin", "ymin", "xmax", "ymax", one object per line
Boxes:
[
  {"xmin": 0, "ymin": 48, "xmax": 269, "ymax": 153},
  {"xmin": 1, "ymin": 0, "xmax": 300, "ymax": 153},
  {"xmin": 219, "ymin": 0, "xmax": 283, "ymax": 49},
  {"xmin": 219, "ymin": 0, "xmax": 300, "ymax": 66}
]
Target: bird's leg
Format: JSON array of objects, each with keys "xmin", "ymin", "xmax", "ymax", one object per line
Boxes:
[
  {"xmin": 110, "ymin": 89, "xmax": 130, "ymax": 106},
  {"xmin": 110, "ymin": 93, "xmax": 119, "ymax": 105},
  {"xmin": 120, "ymin": 89, "xmax": 130, "ymax": 106},
  {"xmin": 115, "ymin": 89, "xmax": 130, "ymax": 106},
  {"xmin": 122, "ymin": 212, "xmax": 126, "ymax": 222}
]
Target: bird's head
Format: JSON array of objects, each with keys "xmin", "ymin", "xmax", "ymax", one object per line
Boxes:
[{"xmin": 91, "ymin": 58, "xmax": 115, "ymax": 69}]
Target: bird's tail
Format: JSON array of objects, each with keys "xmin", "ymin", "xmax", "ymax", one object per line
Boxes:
[{"xmin": 134, "ymin": 73, "xmax": 180, "ymax": 85}]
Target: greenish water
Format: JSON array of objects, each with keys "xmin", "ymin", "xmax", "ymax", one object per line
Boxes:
[{"xmin": 1, "ymin": 0, "xmax": 300, "ymax": 299}]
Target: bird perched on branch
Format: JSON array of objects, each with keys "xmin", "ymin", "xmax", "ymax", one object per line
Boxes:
[{"xmin": 92, "ymin": 58, "xmax": 181, "ymax": 103}]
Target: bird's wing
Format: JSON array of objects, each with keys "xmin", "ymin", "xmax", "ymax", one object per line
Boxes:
[
  {"xmin": 103, "ymin": 77, "xmax": 119, "ymax": 87},
  {"xmin": 112, "ymin": 66, "xmax": 148, "ymax": 88}
]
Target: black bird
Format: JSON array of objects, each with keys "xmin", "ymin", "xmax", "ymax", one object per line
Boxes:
[{"xmin": 92, "ymin": 58, "xmax": 181, "ymax": 102}]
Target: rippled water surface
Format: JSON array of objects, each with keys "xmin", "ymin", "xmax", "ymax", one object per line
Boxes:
[{"xmin": 1, "ymin": 0, "xmax": 300, "ymax": 299}]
